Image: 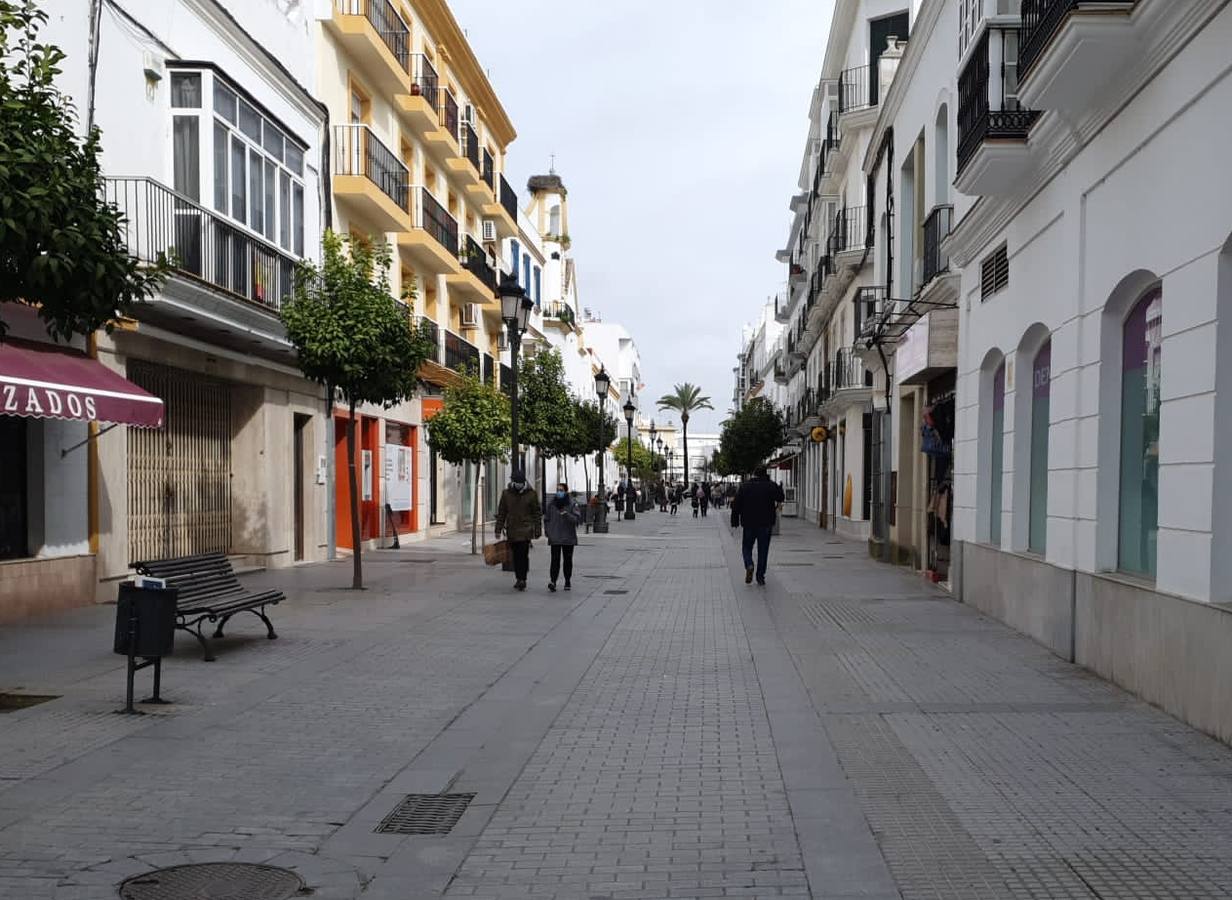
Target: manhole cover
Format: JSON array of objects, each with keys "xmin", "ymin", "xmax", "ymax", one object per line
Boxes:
[
  {"xmin": 375, "ymin": 793, "xmax": 475, "ymax": 835},
  {"xmin": 118, "ymin": 863, "xmax": 305, "ymax": 900},
  {"xmin": 0, "ymin": 693, "xmax": 58, "ymax": 712}
]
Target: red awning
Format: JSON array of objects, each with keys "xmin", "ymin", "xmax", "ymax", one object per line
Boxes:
[{"xmin": 0, "ymin": 339, "xmax": 164, "ymax": 428}]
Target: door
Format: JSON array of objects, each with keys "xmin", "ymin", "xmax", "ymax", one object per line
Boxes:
[
  {"xmin": 429, "ymin": 443, "xmax": 439, "ymax": 524},
  {"xmin": 869, "ymin": 12, "xmax": 910, "ymax": 105},
  {"xmin": 293, "ymin": 413, "xmax": 309, "ymax": 561},
  {"xmin": 0, "ymin": 417, "xmax": 28, "ymax": 560}
]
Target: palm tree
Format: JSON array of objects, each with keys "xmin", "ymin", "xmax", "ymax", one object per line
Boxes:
[{"xmin": 657, "ymin": 383, "xmax": 713, "ymax": 486}]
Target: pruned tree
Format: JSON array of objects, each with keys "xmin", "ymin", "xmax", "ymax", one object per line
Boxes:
[
  {"xmin": 425, "ymin": 372, "xmax": 511, "ymax": 554},
  {"xmin": 611, "ymin": 435, "xmax": 656, "ymax": 481},
  {"xmin": 0, "ymin": 0, "xmax": 168, "ymax": 339},
  {"xmin": 518, "ymin": 348, "xmax": 575, "ymax": 500},
  {"xmin": 571, "ymin": 398, "xmax": 619, "ymax": 501},
  {"xmin": 718, "ymin": 397, "xmax": 788, "ymax": 476},
  {"xmin": 282, "ymin": 230, "xmax": 433, "ymax": 588}
]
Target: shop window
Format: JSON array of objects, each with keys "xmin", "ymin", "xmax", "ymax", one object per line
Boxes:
[
  {"xmin": 1029, "ymin": 341, "xmax": 1051, "ymax": 553},
  {"xmin": 1118, "ymin": 287, "xmax": 1162, "ymax": 577},
  {"xmin": 990, "ymin": 362, "xmax": 1006, "ymax": 545}
]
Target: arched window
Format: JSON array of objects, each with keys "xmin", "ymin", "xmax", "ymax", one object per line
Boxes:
[
  {"xmin": 1028, "ymin": 341, "xmax": 1051, "ymax": 553},
  {"xmin": 1119, "ymin": 287, "xmax": 1162, "ymax": 576},
  {"xmin": 990, "ymin": 362, "xmax": 1006, "ymax": 545},
  {"xmin": 934, "ymin": 104, "xmax": 949, "ymax": 206},
  {"xmin": 549, "ymin": 204, "xmax": 561, "ymax": 236}
]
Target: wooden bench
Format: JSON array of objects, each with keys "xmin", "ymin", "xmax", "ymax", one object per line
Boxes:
[{"xmin": 132, "ymin": 553, "xmax": 283, "ymax": 661}]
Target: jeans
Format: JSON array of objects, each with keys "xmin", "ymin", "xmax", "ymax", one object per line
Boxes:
[
  {"xmin": 549, "ymin": 544, "xmax": 574, "ymax": 584},
  {"xmin": 741, "ymin": 526, "xmax": 773, "ymax": 581},
  {"xmin": 510, "ymin": 540, "xmax": 530, "ymax": 582}
]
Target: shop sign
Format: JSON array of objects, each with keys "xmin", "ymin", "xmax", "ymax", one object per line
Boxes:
[
  {"xmin": 385, "ymin": 443, "xmax": 413, "ymax": 512},
  {"xmin": 897, "ymin": 316, "xmax": 930, "ymax": 383}
]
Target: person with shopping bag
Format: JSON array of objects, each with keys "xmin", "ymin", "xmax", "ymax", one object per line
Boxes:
[
  {"xmin": 495, "ymin": 467, "xmax": 541, "ymax": 591},
  {"xmin": 543, "ymin": 482, "xmax": 581, "ymax": 592}
]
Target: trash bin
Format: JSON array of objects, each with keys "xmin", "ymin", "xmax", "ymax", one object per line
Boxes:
[{"xmin": 114, "ymin": 582, "xmax": 177, "ymax": 659}]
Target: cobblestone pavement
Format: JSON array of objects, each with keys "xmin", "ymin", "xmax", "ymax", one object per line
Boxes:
[{"xmin": 2, "ymin": 513, "xmax": 1232, "ymax": 899}]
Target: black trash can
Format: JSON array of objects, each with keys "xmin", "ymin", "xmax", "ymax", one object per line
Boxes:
[{"xmin": 113, "ymin": 583, "xmax": 177, "ymax": 658}]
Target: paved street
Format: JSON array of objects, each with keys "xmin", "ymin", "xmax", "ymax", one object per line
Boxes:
[{"xmin": 3, "ymin": 512, "xmax": 1232, "ymax": 900}]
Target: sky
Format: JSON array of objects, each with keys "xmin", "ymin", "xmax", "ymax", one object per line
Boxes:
[{"xmin": 449, "ymin": 0, "xmax": 836, "ymax": 432}]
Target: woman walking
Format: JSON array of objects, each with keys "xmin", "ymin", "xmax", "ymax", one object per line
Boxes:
[
  {"xmin": 544, "ymin": 482, "xmax": 581, "ymax": 592},
  {"xmin": 495, "ymin": 467, "xmax": 541, "ymax": 591},
  {"xmin": 669, "ymin": 484, "xmax": 681, "ymax": 516}
]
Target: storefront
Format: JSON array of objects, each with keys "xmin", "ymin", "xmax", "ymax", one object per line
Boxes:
[{"xmin": 0, "ymin": 334, "xmax": 164, "ymax": 622}]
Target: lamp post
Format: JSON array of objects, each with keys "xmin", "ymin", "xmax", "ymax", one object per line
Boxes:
[
  {"xmin": 593, "ymin": 366, "xmax": 611, "ymax": 534},
  {"xmin": 499, "ymin": 275, "xmax": 535, "ymax": 472},
  {"xmin": 647, "ymin": 420, "xmax": 657, "ymax": 512},
  {"xmin": 667, "ymin": 448, "xmax": 675, "ymax": 485},
  {"xmin": 655, "ymin": 436, "xmax": 664, "ymax": 506},
  {"xmin": 623, "ymin": 394, "xmax": 636, "ymax": 520}
]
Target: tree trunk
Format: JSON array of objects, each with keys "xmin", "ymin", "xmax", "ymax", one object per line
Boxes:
[
  {"xmin": 471, "ymin": 460, "xmax": 481, "ymax": 555},
  {"xmin": 347, "ymin": 400, "xmax": 363, "ymax": 590},
  {"xmin": 682, "ymin": 413, "xmax": 690, "ymax": 487}
]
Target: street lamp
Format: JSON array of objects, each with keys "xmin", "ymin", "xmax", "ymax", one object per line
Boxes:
[
  {"xmin": 623, "ymin": 393, "xmax": 636, "ymax": 520},
  {"xmin": 500, "ymin": 274, "xmax": 535, "ymax": 471},
  {"xmin": 593, "ymin": 366, "xmax": 611, "ymax": 534},
  {"xmin": 648, "ymin": 420, "xmax": 657, "ymax": 512}
]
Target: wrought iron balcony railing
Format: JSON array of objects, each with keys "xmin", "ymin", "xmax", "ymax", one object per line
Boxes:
[
  {"xmin": 461, "ymin": 234, "xmax": 496, "ymax": 293},
  {"xmin": 922, "ymin": 205, "xmax": 953, "ymax": 289},
  {"xmin": 483, "ymin": 353, "xmax": 495, "ymax": 385},
  {"xmin": 957, "ymin": 28, "xmax": 1040, "ymax": 174},
  {"xmin": 461, "ymin": 122, "xmax": 480, "ymax": 173},
  {"xmin": 334, "ymin": 123, "xmax": 409, "ymax": 212},
  {"xmin": 444, "ymin": 329, "xmax": 480, "ymax": 375},
  {"xmin": 417, "ymin": 187, "xmax": 458, "ymax": 256},
  {"xmin": 1020, "ymin": 0, "xmax": 1138, "ymax": 77},
  {"xmin": 418, "ymin": 316, "xmax": 441, "ymax": 362},
  {"xmin": 411, "ymin": 53, "xmax": 439, "ymax": 106},
  {"xmin": 335, "ymin": 0, "xmax": 410, "ymax": 74},
  {"xmin": 839, "ymin": 65, "xmax": 875, "ymax": 114},
  {"xmin": 499, "ymin": 174, "xmax": 518, "ymax": 220},
  {"xmin": 481, "ymin": 150, "xmax": 495, "ymax": 190},
  {"xmin": 439, "ymin": 89, "xmax": 459, "ymax": 141},
  {"xmin": 854, "ymin": 287, "xmax": 887, "ymax": 338},
  {"xmin": 105, "ymin": 176, "xmax": 297, "ymax": 312},
  {"xmin": 832, "ymin": 347, "xmax": 871, "ymax": 391},
  {"xmin": 541, "ymin": 301, "xmax": 576, "ymax": 323},
  {"xmin": 828, "ymin": 206, "xmax": 870, "ymax": 256}
]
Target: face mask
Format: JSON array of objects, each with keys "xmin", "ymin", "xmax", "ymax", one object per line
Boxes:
[{"xmin": 555, "ymin": 491, "xmax": 567, "ymax": 499}]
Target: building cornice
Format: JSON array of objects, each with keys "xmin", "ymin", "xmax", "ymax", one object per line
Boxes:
[
  {"xmin": 947, "ymin": 0, "xmax": 1229, "ymax": 267},
  {"xmin": 821, "ymin": 0, "xmax": 859, "ymax": 80},
  {"xmin": 862, "ymin": 0, "xmax": 946, "ymax": 176},
  {"xmin": 413, "ymin": 0, "xmax": 517, "ymax": 149}
]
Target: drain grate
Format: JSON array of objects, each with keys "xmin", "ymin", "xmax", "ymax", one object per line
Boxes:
[
  {"xmin": 119, "ymin": 863, "xmax": 305, "ymax": 900},
  {"xmin": 375, "ymin": 792, "xmax": 475, "ymax": 835},
  {"xmin": 0, "ymin": 693, "xmax": 58, "ymax": 712},
  {"xmin": 603, "ymin": 589, "xmax": 629, "ymax": 595},
  {"xmin": 582, "ymin": 575, "xmax": 622, "ymax": 580}
]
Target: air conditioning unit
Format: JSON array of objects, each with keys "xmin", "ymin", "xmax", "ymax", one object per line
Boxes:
[
  {"xmin": 481, "ymin": 220, "xmax": 497, "ymax": 243},
  {"xmin": 461, "ymin": 303, "xmax": 479, "ymax": 328}
]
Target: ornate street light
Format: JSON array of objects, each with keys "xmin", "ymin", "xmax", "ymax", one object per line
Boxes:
[
  {"xmin": 500, "ymin": 274, "xmax": 535, "ymax": 470},
  {"xmin": 593, "ymin": 366, "xmax": 611, "ymax": 534},
  {"xmin": 623, "ymin": 393, "xmax": 637, "ymax": 520}
]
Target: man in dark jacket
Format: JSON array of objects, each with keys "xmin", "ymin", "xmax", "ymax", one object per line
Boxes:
[
  {"xmin": 496, "ymin": 468, "xmax": 541, "ymax": 591},
  {"xmin": 730, "ymin": 466, "xmax": 785, "ymax": 586}
]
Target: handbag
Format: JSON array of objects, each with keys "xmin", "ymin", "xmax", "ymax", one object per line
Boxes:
[{"xmin": 483, "ymin": 540, "xmax": 510, "ymax": 567}]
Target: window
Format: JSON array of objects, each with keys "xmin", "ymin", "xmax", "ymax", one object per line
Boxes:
[
  {"xmin": 958, "ymin": 0, "xmax": 981, "ymax": 58},
  {"xmin": 213, "ymin": 122, "xmax": 228, "ymax": 211},
  {"xmin": 549, "ymin": 204, "xmax": 561, "ymax": 235},
  {"xmin": 171, "ymin": 72, "xmax": 201, "ymax": 108},
  {"xmin": 990, "ymin": 362, "xmax": 1006, "ymax": 545},
  {"xmin": 981, "ymin": 245, "xmax": 1009, "ymax": 300},
  {"xmin": 172, "ymin": 116, "xmax": 200, "ymax": 201},
  {"xmin": 522, "ymin": 253, "xmax": 530, "ymax": 290},
  {"xmin": 1029, "ymin": 341, "xmax": 1051, "ymax": 553},
  {"xmin": 533, "ymin": 266, "xmax": 541, "ymax": 306},
  {"xmin": 229, "ymin": 133, "xmax": 246, "ymax": 220},
  {"xmin": 510, "ymin": 239, "xmax": 520, "ymax": 281},
  {"xmin": 1118, "ymin": 288, "xmax": 1162, "ymax": 577}
]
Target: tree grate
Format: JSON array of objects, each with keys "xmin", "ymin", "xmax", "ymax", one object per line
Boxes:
[
  {"xmin": 374, "ymin": 792, "xmax": 475, "ymax": 835},
  {"xmin": 118, "ymin": 863, "xmax": 305, "ymax": 900}
]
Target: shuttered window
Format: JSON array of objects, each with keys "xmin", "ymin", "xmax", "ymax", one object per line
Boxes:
[{"xmin": 981, "ymin": 245, "xmax": 1009, "ymax": 300}]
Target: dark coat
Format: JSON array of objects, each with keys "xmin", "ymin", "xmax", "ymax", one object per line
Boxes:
[
  {"xmin": 543, "ymin": 495, "xmax": 581, "ymax": 545},
  {"xmin": 731, "ymin": 476, "xmax": 785, "ymax": 530},
  {"xmin": 496, "ymin": 485, "xmax": 542, "ymax": 542}
]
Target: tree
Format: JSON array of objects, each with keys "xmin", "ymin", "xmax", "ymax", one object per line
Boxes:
[
  {"xmin": 570, "ymin": 399, "xmax": 619, "ymax": 499},
  {"xmin": 518, "ymin": 349, "xmax": 575, "ymax": 499},
  {"xmin": 718, "ymin": 397, "xmax": 788, "ymax": 476},
  {"xmin": 282, "ymin": 231, "xmax": 432, "ymax": 588},
  {"xmin": 425, "ymin": 372, "xmax": 510, "ymax": 554},
  {"xmin": 0, "ymin": 1, "xmax": 168, "ymax": 339},
  {"xmin": 657, "ymin": 383, "xmax": 713, "ymax": 486},
  {"xmin": 611, "ymin": 435, "xmax": 655, "ymax": 480}
]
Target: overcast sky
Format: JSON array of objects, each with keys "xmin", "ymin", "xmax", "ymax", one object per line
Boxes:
[{"xmin": 450, "ymin": 0, "xmax": 835, "ymax": 432}]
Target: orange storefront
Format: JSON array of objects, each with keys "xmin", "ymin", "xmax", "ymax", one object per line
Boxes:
[{"xmin": 333, "ymin": 411, "xmax": 419, "ymax": 549}]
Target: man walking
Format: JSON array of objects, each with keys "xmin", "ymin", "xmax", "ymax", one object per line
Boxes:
[
  {"xmin": 730, "ymin": 466, "xmax": 785, "ymax": 586},
  {"xmin": 544, "ymin": 482, "xmax": 580, "ymax": 592},
  {"xmin": 496, "ymin": 467, "xmax": 541, "ymax": 591}
]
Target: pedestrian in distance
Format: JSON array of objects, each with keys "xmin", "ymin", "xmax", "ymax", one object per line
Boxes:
[
  {"xmin": 701, "ymin": 482, "xmax": 711, "ymax": 517},
  {"xmin": 544, "ymin": 481, "xmax": 581, "ymax": 592},
  {"xmin": 691, "ymin": 482, "xmax": 701, "ymax": 518},
  {"xmin": 669, "ymin": 484, "xmax": 680, "ymax": 516},
  {"xmin": 495, "ymin": 467, "xmax": 541, "ymax": 591},
  {"xmin": 731, "ymin": 465, "xmax": 786, "ymax": 587}
]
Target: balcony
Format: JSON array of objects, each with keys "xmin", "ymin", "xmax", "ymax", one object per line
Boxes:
[
  {"xmin": 396, "ymin": 54, "xmax": 441, "ymax": 133},
  {"xmin": 333, "ymin": 124, "xmax": 411, "ymax": 232},
  {"xmin": 448, "ymin": 121, "xmax": 483, "ymax": 190},
  {"xmin": 854, "ymin": 287, "xmax": 888, "ymax": 342},
  {"xmin": 956, "ymin": 28, "xmax": 1040, "ymax": 195},
  {"xmin": 838, "ymin": 65, "xmax": 876, "ymax": 116},
  {"xmin": 481, "ymin": 173, "xmax": 518, "ymax": 239},
  {"xmin": 420, "ymin": 89, "xmax": 461, "ymax": 162},
  {"xmin": 828, "ymin": 206, "xmax": 871, "ymax": 265},
  {"xmin": 823, "ymin": 348, "xmax": 873, "ymax": 413},
  {"xmin": 397, "ymin": 187, "xmax": 460, "ymax": 274},
  {"xmin": 446, "ymin": 235, "xmax": 499, "ymax": 308},
  {"xmin": 328, "ymin": 0, "xmax": 411, "ymax": 97},
  {"xmin": 104, "ymin": 177, "xmax": 298, "ymax": 361},
  {"xmin": 541, "ymin": 301, "xmax": 576, "ymax": 329},
  {"xmin": 444, "ymin": 329, "xmax": 481, "ymax": 375},
  {"xmin": 1018, "ymin": 0, "xmax": 1140, "ymax": 119},
  {"xmin": 418, "ymin": 316, "xmax": 441, "ymax": 361}
]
